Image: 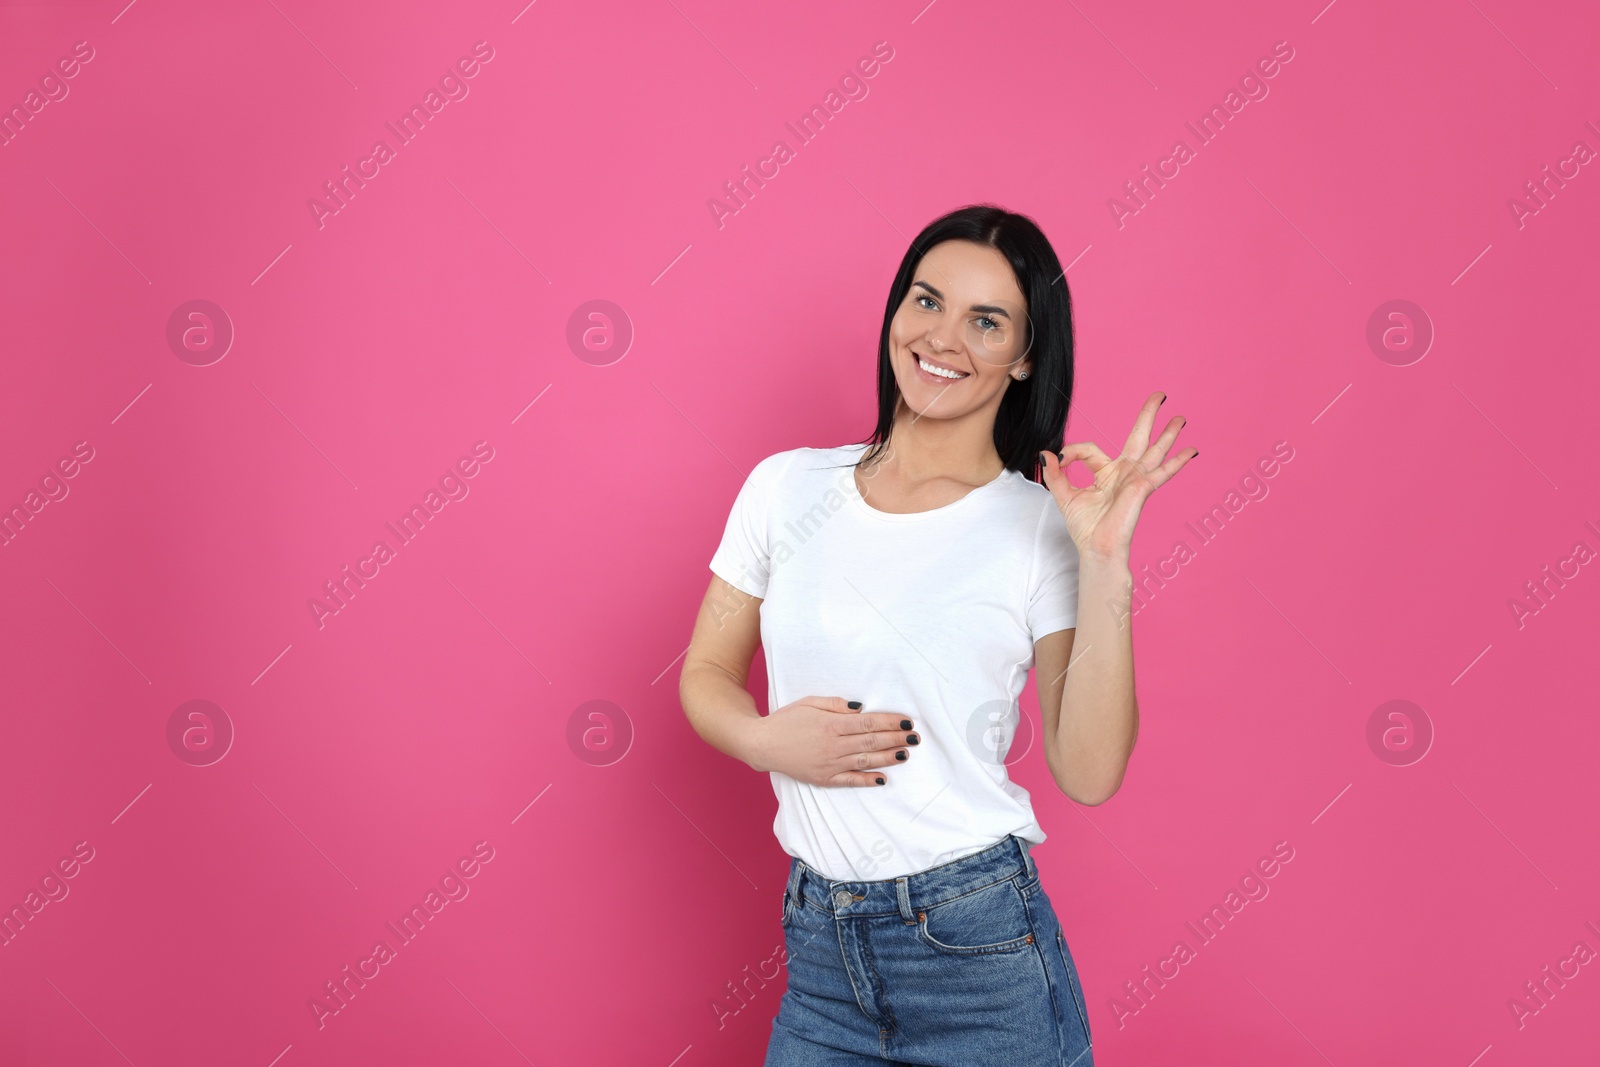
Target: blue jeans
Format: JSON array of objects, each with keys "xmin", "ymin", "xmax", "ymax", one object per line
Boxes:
[{"xmin": 764, "ymin": 834, "xmax": 1094, "ymax": 1066}]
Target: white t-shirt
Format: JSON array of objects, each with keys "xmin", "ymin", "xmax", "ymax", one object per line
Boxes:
[{"xmin": 708, "ymin": 443, "xmax": 1081, "ymax": 881}]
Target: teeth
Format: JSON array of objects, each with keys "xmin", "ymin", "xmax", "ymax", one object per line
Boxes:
[{"xmin": 918, "ymin": 355, "xmax": 967, "ymax": 379}]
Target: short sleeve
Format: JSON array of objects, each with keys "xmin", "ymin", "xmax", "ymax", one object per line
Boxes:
[
  {"xmin": 1026, "ymin": 501, "xmax": 1080, "ymax": 639},
  {"xmin": 708, "ymin": 451, "xmax": 792, "ymax": 599}
]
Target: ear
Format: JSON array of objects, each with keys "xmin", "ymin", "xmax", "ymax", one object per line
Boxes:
[{"xmin": 1013, "ymin": 320, "xmax": 1035, "ymax": 381}]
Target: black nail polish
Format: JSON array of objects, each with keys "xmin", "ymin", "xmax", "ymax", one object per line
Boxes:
[
  {"xmin": 895, "ymin": 751, "xmax": 907, "ymax": 761},
  {"xmin": 900, "ymin": 719, "xmax": 913, "ymax": 730},
  {"xmin": 848, "ymin": 701, "xmax": 862, "ymax": 710},
  {"xmin": 876, "ymin": 776, "xmax": 886, "ymax": 785},
  {"xmin": 906, "ymin": 734, "xmax": 920, "ymax": 745}
]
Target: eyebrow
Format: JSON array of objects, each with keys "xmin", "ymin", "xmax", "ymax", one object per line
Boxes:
[{"xmin": 911, "ymin": 280, "xmax": 1013, "ymax": 320}]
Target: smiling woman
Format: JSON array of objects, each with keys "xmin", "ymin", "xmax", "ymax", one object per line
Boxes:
[{"xmin": 680, "ymin": 204, "xmax": 1197, "ymax": 1064}]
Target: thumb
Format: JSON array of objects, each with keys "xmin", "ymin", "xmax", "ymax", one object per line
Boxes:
[{"xmin": 1039, "ymin": 450, "xmax": 1063, "ymax": 493}]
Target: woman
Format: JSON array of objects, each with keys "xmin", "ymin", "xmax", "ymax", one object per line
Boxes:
[{"xmin": 680, "ymin": 204, "xmax": 1195, "ymax": 1065}]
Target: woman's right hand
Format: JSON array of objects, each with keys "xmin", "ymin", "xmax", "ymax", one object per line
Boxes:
[{"xmin": 750, "ymin": 696, "xmax": 919, "ymax": 787}]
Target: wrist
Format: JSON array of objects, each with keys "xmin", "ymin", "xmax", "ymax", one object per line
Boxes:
[
  {"xmin": 735, "ymin": 712, "xmax": 772, "ymax": 773},
  {"xmin": 1078, "ymin": 544, "xmax": 1132, "ymax": 570}
]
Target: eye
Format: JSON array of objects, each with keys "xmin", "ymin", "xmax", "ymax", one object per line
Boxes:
[
  {"xmin": 915, "ymin": 294, "xmax": 938, "ymax": 310},
  {"xmin": 976, "ymin": 316, "xmax": 1000, "ymax": 331}
]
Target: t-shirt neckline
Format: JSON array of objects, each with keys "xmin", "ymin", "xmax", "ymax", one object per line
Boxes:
[{"xmin": 841, "ymin": 444, "xmax": 1016, "ymax": 522}]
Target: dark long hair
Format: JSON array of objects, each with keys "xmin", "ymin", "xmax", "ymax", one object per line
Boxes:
[{"xmin": 852, "ymin": 203, "xmax": 1075, "ymax": 484}]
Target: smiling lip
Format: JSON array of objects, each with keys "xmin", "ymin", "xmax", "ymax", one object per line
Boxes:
[{"xmin": 912, "ymin": 351, "xmax": 970, "ymax": 382}]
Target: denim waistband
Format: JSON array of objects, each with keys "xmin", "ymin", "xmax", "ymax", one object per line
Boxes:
[{"xmin": 785, "ymin": 835, "xmax": 1038, "ymax": 923}]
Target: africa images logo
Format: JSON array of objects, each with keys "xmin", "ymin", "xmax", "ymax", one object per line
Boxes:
[
  {"xmin": 307, "ymin": 42, "xmax": 496, "ymax": 230},
  {"xmin": 308, "ymin": 841, "xmax": 496, "ymax": 1029},
  {"xmin": 706, "ymin": 41, "xmax": 895, "ymax": 230},
  {"xmin": 1107, "ymin": 39, "xmax": 1296, "ymax": 229},
  {"xmin": 307, "ymin": 441, "xmax": 495, "ymax": 629}
]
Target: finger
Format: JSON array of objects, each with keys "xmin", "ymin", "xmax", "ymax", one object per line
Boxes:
[
  {"xmin": 1138, "ymin": 414, "xmax": 1186, "ymax": 469},
  {"xmin": 842, "ymin": 743, "xmax": 914, "ymax": 772},
  {"xmin": 829, "ymin": 770, "xmax": 893, "ymax": 787},
  {"xmin": 1147, "ymin": 443, "xmax": 1199, "ymax": 488},
  {"xmin": 810, "ymin": 695, "xmax": 862, "ymax": 715},
  {"xmin": 830, "ymin": 717, "xmax": 918, "ymax": 763},
  {"xmin": 1060, "ymin": 440, "xmax": 1114, "ymax": 482},
  {"xmin": 1038, "ymin": 449, "xmax": 1067, "ymax": 499},
  {"xmin": 862, "ymin": 711, "xmax": 916, "ymax": 734},
  {"xmin": 1120, "ymin": 390, "xmax": 1166, "ymax": 459},
  {"xmin": 845, "ymin": 723, "xmax": 920, "ymax": 754},
  {"xmin": 1041, "ymin": 444, "xmax": 1097, "ymax": 507},
  {"xmin": 825, "ymin": 706, "xmax": 916, "ymax": 735}
]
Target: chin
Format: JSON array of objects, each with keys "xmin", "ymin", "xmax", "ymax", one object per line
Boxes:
[{"xmin": 896, "ymin": 386, "xmax": 958, "ymax": 419}]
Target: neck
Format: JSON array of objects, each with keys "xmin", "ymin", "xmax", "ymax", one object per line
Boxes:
[{"xmin": 875, "ymin": 397, "xmax": 1006, "ymax": 484}]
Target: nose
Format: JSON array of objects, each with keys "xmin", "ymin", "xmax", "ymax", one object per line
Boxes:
[{"xmin": 926, "ymin": 315, "xmax": 959, "ymax": 353}]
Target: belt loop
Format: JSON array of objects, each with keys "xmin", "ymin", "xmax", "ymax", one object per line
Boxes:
[
  {"xmin": 895, "ymin": 875, "xmax": 915, "ymax": 923},
  {"xmin": 1016, "ymin": 835, "xmax": 1037, "ymax": 881}
]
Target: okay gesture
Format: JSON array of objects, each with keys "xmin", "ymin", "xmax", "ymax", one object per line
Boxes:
[{"xmin": 1038, "ymin": 390, "xmax": 1197, "ymax": 562}]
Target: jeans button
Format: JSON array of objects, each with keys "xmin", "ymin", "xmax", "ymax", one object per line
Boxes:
[{"xmin": 832, "ymin": 889, "xmax": 853, "ymax": 909}]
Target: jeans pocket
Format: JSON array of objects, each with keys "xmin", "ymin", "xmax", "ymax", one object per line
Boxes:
[{"xmin": 915, "ymin": 877, "xmax": 1036, "ymax": 956}]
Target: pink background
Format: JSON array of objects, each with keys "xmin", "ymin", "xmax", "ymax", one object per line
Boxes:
[{"xmin": 3, "ymin": 0, "xmax": 1598, "ymax": 1063}]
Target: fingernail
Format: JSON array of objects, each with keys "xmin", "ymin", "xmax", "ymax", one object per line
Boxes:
[
  {"xmin": 876, "ymin": 776, "xmax": 886, "ymax": 785},
  {"xmin": 906, "ymin": 734, "xmax": 920, "ymax": 745},
  {"xmin": 895, "ymin": 751, "xmax": 908, "ymax": 761},
  {"xmin": 1159, "ymin": 394, "xmax": 1167, "ymax": 406},
  {"xmin": 899, "ymin": 719, "xmax": 913, "ymax": 730},
  {"xmin": 848, "ymin": 701, "xmax": 862, "ymax": 709}
]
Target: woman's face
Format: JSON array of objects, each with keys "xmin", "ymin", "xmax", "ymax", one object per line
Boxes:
[{"xmin": 887, "ymin": 239, "xmax": 1031, "ymax": 420}]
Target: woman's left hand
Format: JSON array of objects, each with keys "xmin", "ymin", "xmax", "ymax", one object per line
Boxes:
[{"xmin": 1039, "ymin": 390, "xmax": 1197, "ymax": 562}]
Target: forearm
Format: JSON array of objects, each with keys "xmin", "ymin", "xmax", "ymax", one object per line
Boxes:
[
  {"xmin": 680, "ymin": 665, "xmax": 768, "ymax": 772},
  {"xmin": 1050, "ymin": 551, "xmax": 1139, "ymax": 804}
]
